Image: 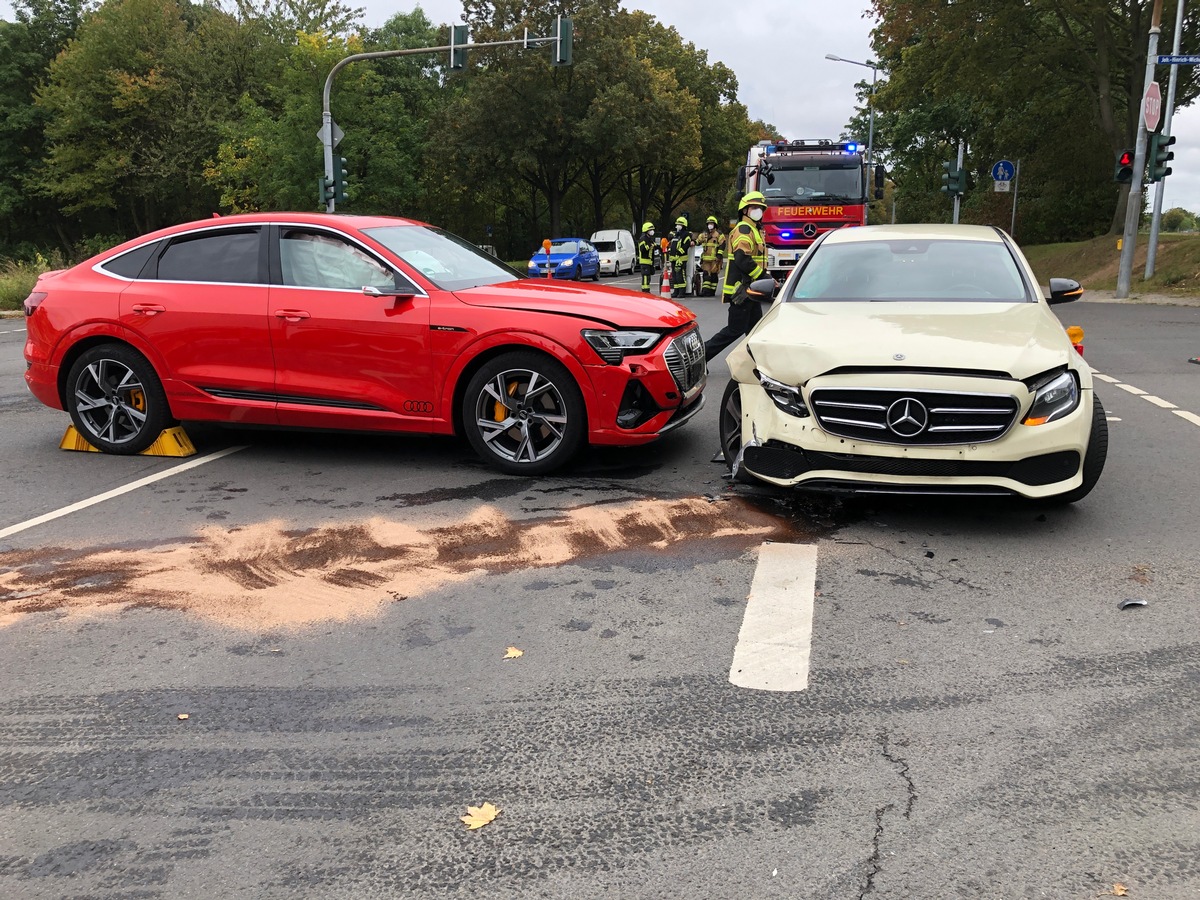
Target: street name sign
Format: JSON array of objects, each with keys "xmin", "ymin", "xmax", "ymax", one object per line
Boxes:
[{"xmin": 1158, "ymin": 54, "xmax": 1200, "ymax": 64}]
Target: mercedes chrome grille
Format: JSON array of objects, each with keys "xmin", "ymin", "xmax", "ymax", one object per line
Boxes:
[{"xmin": 809, "ymin": 387, "xmax": 1019, "ymax": 445}]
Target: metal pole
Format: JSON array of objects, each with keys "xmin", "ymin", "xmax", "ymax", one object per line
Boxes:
[
  {"xmin": 320, "ymin": 36, "xmax": 532, "ymax": 211},
  {"xmin": 952, "ymin": 139, "xmax": 964, "ymax": 225},
  {"xmin": 1117, "ymin": 0, "xmax": 1165, "ymax": 298},
  {"xmin": 866, "ymin": 66, "xmax": 876, "ymax": 171},
  {"xmin": 1147, "ymin": 0, "xmax": 1185, "ymax": 278},
  {"xmin": 1010, "ymin": 158, "xmax": 1021, "ymax": 237}
]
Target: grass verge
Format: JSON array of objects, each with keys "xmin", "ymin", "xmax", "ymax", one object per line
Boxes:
[{"xmin": 1023, "ymin": 232, "xmax": 1200, "ymax": 295}]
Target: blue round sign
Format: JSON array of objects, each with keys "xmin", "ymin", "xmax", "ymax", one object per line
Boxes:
[{"xmin": 991, "ymin": 160, "xmax": 1015, "ymax": 182}]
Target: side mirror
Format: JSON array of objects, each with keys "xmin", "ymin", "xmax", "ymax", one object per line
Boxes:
[
  {"xmin": 747, "ymin": 277, "xmax": 777, "ymax": 298},
  {"xmin": 736, "ymin": 168, "xmax": 746, "ymax": 192},
  {"xmin": 874, "ymin": 164, "xmax": 886, "ymax": 200},
  {"xmin": 362, "ymin": 283, "xmax": 415, "ymax": 300},
  {"xmin": 1047, "ymin": 277, "xmax": 1083, "ymax": 305}
]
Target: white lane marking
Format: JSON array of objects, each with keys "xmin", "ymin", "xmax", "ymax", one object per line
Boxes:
[
  {"xmin": 0, "ymin": 445, "xmax": 247, "ymax": 540},
  {"xmin": 0, "ymin": 329, "xmax": 27, "ymax": 335},
  {"xmin": 1174, "ymin": 410, "xmax": 1200, "ymax": 428},
  {"xmin": 1092, "ymin": 372, "xmax": 1119, "ymax": 383},
  {"xmin": 1116, "ymin": 383, "xmax": 1147, "ymax": 396},
  {"xmin": 729, "ymin": 543, "xmax": 818, "ymax": 692},
  {"xmin": 1107, "ymin": 416, "xmax": 1122, "ymax": 422},
  {"xmin": 1142, "ymin": 395, "xmax": 1177, "ymax": 409}
]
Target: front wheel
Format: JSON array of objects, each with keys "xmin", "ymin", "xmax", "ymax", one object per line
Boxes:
[
  {"xmin": 462, "ymin": 352, "xmax": 586, "ymax": 475},
  {"xmin": 65, "ymin": 343, "xmax": 173, "ymax": 454},
  {"xmin": 591, "ymin": 266, "xmax": 600, "ymax": 281},
  {"xmin": 718, "ymin": 379, "xmax": 742, "ymax": 471}
]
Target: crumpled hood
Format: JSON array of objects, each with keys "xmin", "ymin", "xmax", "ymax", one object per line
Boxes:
[
  {"xmin": 747, "ymin": 301, "xmax": 1074, "ymax": 383},
  {"xmin": 454, "ymin": 280, "xmax": 695, "ymax": 329}
]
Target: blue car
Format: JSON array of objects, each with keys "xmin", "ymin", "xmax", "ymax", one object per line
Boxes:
[{"xmin": 527, "ymin": 238, "xmax": 601, "ymax": 280}]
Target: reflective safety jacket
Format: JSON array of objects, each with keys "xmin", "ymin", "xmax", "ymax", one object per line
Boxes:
[
  {"xmin": 637, "ymin": 237, "xmax": 656, "ymax": 267},
  {"xmin": 722, "ymin": 219, "xmax": 768, "ymax": 302},
  {"xmin": 669, "ymin": 230, "xmax": 693, "ymax": 264},
  {"xmin": 699, "ymin": 230, "xmax": 725, "ymax": 269}
]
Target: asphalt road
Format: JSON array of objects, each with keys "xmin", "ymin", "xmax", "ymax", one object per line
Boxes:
[{"xmin": 1, "ymin": 287, "xmax": 1198, "ymax": 899}]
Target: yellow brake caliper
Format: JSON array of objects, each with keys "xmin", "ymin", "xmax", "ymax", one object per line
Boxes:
[
  {"xmin": 494, "ymin": 380, "xmax": 519, "ymax": 422},
  {"xmin": 128, "ymin": 388, "xmax": 146, "ymax": 412}
]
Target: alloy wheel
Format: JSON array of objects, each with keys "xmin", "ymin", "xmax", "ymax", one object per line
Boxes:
[
  {"xmin": 72, "ymin": 358, "xmax": 150, "ymax": 445},
  {"xmin": 474, "ymin": 368, "xmax": 569, "ymax": 465}
]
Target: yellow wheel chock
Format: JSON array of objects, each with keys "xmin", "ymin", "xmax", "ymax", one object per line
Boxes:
[{"xmin": 59, "ymin": 424, "xmax": 197, "ymax": 458}]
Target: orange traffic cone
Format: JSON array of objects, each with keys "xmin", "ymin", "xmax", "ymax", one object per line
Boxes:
[{"xmin": 660, "ymin": 265, "xmax": 672, "ymax": 298}]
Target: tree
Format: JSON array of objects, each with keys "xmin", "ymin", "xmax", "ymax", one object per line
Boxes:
[{"xmin": 1161, "ymin": 207, "xmax": 1196, "ymax": 232}]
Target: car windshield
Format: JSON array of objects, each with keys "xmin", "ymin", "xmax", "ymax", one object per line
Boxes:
[
  {"xmin": 593, "ymin": 241, "xmax": 616, "ymax": 252},
  {"xmin": 786, "ymin": 239, "xmax": 1031, "ymax": 303},
  {"xmin": 549, "ymin": 241, "xmax": 579, "ymax": 254},
  {"xmin": 763, "ymin": 163, "xmax": 863, "ymax": 204},
  {"xmin": 362, "ymin": 225, "xmax": 522, "ymax": 291}
]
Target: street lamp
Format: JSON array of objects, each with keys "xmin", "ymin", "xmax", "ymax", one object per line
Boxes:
[{"xmin": 825, "ymin": 53, "xmax": 879, "ymax": 171}]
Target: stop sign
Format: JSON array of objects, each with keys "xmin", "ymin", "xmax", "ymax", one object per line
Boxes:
[{"xmin": 1144, "ymin": 81, "xmax": 1162, "ymax": 133}]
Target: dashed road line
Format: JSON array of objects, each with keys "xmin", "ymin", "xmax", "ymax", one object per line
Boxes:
[
  {"xmin": 1142, "ymin": 395, "xmax": 1178, "ymax": 409},
  {"xmin": 730, "ymin": 542, "xmax": 818, "ymax": 693},
  {"xmin": 1092, "ymin": 371, "xmax": 1197, "ymax": 428},
  {"xmin": 0, "ymin": 445, "xmax": 247, "ymax": 540},
  {"xmin": 0, "ymin": 328, "xmax": 27, "ymax": 335}
]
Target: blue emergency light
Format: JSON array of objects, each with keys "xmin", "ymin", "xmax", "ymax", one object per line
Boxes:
[
  {"xmin": 845, "ymin": 142, "xmax": 859, "ymax": 152},
  {"xmin": 780, "ymin": 231, "xmax": 792, "ymax": 239}
]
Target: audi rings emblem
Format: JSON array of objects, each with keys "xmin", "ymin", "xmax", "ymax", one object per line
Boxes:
[
  {"xmin": 885, "ymin": 397, "xmax": 929, "ymax": 438},
  {"xmin": 403, "ymin": 400, "xmax": 435, "ymax": 414},
  {"xmin": 801, "ymin": 223, "xmax": 819, "ymax": 238}
]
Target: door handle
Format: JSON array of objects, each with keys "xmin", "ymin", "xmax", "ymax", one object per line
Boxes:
[
  {"xmin": 131, "ymin": 304, "xmax": 166, "ymax": 316},
  {"xmin": 274, "ymin": 309, "xmax": 311, "ymax": 323}
]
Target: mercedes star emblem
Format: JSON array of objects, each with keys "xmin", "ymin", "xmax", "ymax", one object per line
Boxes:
[
  {"xmin": 893, "ymin": 353, "xmax": 906, "ymax": 361},
  {"xmin": 885, "ymin": 397, "xmax": 929, "ymax": 438},
  {"xmin": 801, "ymin": 223, "xmax": 818, "ymax": 238}
]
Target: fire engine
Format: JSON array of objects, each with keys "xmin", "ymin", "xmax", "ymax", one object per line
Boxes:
[{"xmin": 738, "ymin": 138, "xmax": 885, "ymax": 277}]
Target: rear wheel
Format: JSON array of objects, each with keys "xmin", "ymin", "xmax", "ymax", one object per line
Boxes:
[
  {"xmin": 462, "ymin": 352, "xmax": 586, "ymax": 475},
  {"xmin": 591, "ymin": 265, "xmax": 600, "ymax": 281},
  {"xmin": 718, "ymin": 379, "xmax": 742, "ymax": 471},
  {"xmin": 1042, "ymin": 393, "xmax": 1108, "ymax": 504},
  {"xmin": 65, "ymin": 344, "xmax": 172, "ymax": 454}
]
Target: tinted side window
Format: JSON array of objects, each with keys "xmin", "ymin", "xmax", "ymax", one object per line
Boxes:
[
  {"xmin": 100, "ymin": 241, "xmax": 160, "ymax": 279},
  {"xmin": 157, "ymin": 229, "xmax": 261, "ymax": 284}
]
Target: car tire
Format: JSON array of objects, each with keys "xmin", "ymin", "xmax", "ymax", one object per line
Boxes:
[
  {"xmin": 65, "ymin": 343, "xmax": 173, "ymax": 455},
  {"xmin": 462, "ymin": 352, "xmax": 586, "ymax": 476},
  {"xmin": 1041, "ymin": 393, "xmax": 1109, "ymax": 505},
  {"xmin": 571, "ymin": 265, "xmax": 580, "ymax": 281},
  {"xmin": 718, "ymin": 379, "xmax": 742, "ymax": 472},
  {"xmin": 591, "ymin": 266, "xmax": 600, "ymax": 281}
]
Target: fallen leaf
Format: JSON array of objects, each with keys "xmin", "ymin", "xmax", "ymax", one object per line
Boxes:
[
  {"xmin": 503, "ymin": 647, "xmax": 524, "ymax": 659},
  {"xmin": 460, "ymin": 802, "xmax": 501, "ymax": 830},
  {"xmin": 177, "ymin": 714, "xmax": 189, "ymax": 720},
  {"xmin": 1099, "ymin": 885, "xmax": 1129, "ymax": 897}
]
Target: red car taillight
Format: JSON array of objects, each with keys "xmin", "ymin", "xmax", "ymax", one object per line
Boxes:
[{"xmin": 23, "ymin": 291, "xmax": 46, "ymax": 317}]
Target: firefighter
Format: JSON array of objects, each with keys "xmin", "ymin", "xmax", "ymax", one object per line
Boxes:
[
  {"xmin": 668, "ymin": 216, "xmax": 693, "ymax": 298},
  {"xmin": 697, "ymin": 215, "xmax": 725, "ymax": 296},
  {"xmin": 637, "ymin": 221, "xmax": 656, "ymax": 293},
  {"xmin": 704, "ymin": 191, "xmax": 778, "ymax": 362}
]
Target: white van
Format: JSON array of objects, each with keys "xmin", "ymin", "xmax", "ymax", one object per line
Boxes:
[{"xmin": 589, "ymin": 229, "xmax": 636, "ymax": 276}]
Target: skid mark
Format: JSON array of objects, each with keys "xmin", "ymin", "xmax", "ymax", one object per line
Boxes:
[{"xmin": 0, "ymin": 498, "xmax": 786, "ymax": 631}]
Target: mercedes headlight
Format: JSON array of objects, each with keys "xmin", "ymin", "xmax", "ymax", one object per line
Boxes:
[
  {"xmin": 582, "ymin": 329, "xmax": 663, "ymax": 364},
  {"xmin": 756, "ymin": 369, "xmax": 809, "ymax": 418},
  {"xmin": 1023, "ymin": 369, "xmax": 1079, "ymax": 425}
]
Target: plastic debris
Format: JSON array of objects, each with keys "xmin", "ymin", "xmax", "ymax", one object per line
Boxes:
[{"xmin": 1118, "ymin": 598, "xmax": 1148, "ymax": 610}]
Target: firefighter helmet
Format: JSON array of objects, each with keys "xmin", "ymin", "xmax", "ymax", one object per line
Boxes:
[
  {"xmin": 641, "ymin": 221, "xmax": 654, "ymax": 233},
  {"xmin": 706, "ymin": 215, "xmax": 719, "ymax": 225},
  {"xmin": 675, "ymin": 216, "xmax": 688, "ymax": 226},
  {"xmin": 738, "ymin": 191, "xmax": 767, "ymax": 211}
]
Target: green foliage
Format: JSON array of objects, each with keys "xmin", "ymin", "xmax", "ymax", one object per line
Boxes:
[{"xmin": 1161, "ymin": 207, "xmax": 1197, "ymax": 232}]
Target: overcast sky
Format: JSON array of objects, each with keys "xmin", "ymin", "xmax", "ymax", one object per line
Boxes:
[{"xmin": 4, "ymin": 0, "xmax": 1199, "ymax": 225}]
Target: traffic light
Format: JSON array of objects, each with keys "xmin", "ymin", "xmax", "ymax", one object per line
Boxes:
[
  {"xmin": 553, "ymin": 15, "xmax": 573, "ymax": 66},
  {"xmin": 332, "ymin": 156, "xmax": 348, "ymax": 204},
  {"xmin": 940, "ymin": 160, "xmax": 964, "ymax": 196},
  {"xmin": 450, "ymin": 24, "xmax": 468, "ymax": 70},
  {"xmin": 318, "ymin": 173, "xmax": 335, "ymax": 206},
  {"xmin": 1114, "ymin": 148, "xmax": 1135, "ymax": 184},
  {"xmin": 1148, "ymin": 132, "xmax": 1175, "ymax": 182}
]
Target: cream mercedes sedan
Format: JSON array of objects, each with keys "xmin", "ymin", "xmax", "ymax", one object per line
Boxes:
[{"xmin": 718, "ymin": 224, "xmax": 1107, "ymax": 503}]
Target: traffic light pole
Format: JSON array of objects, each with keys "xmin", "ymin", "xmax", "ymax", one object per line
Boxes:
[
  {"xmin": 952, "ymin": 140, "xmax": 964, "ymax": 225},
  {"xmin": 1146, "ymin": 0, "xmax": 1186, "ymax": 279},
  {"xmin": 320, "ymin": 21, "xmax": 571, "ymax": 212},
  {"xmin": 1117, "ymin": 0, "xmax": 1164, "ymax": 299}
]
